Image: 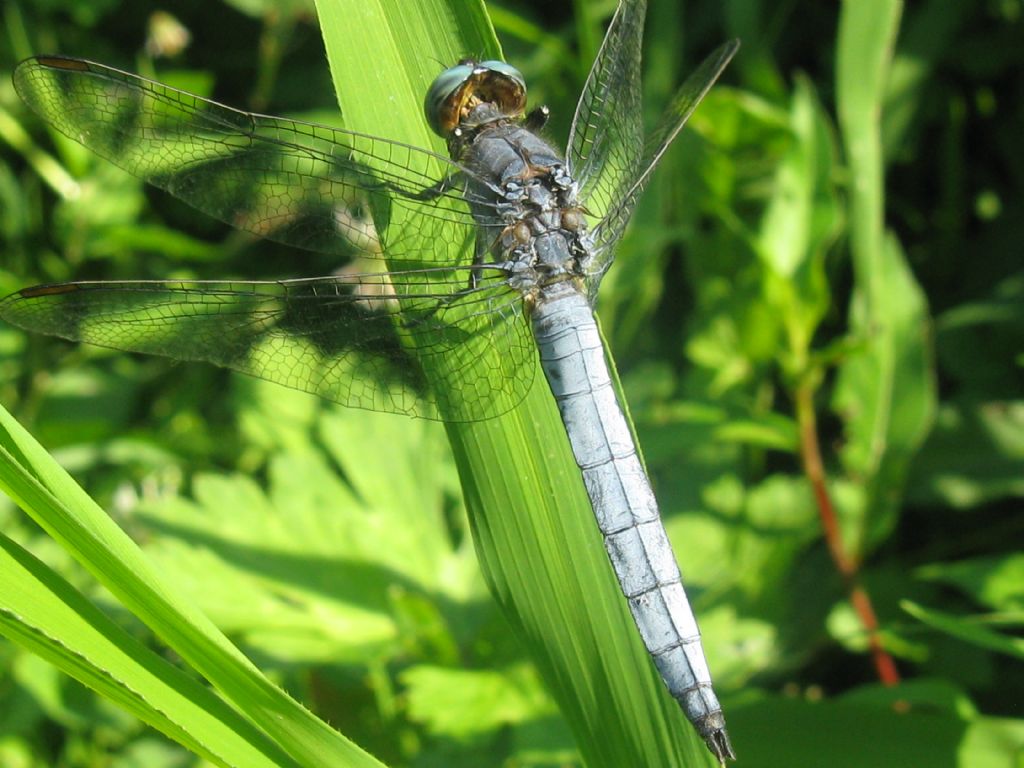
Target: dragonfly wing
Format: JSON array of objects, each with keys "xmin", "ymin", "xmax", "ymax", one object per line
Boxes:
[
  {"xmin": 0, "ymin": 269, "xmax": 535, "ymax": 422},
  {"xmin": 13, "ymin": 56, "xmax": 500, "ymax": 271},
  {"xmin": 565, "ymin": 0, "xmax": 645, "ymax": 226},
  {"xmin": 585, "ymin": 39, "xmax": 739, "ymax": 281}
]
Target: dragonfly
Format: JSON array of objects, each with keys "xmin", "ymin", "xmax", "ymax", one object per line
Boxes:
[{"xmin": 3, "ymin": 1, "xmax": 738, "ymax": 761}]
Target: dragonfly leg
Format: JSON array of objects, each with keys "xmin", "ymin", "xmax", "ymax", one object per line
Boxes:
[
  {"xmin": 399, "ymin": 278, "xmax": 492, "ymax": 330},
  {"xmin": 466, "ymin": 231, "xmax": 507, "ymax": 290},
  {"xmin": 393, "ymin": 172, "xmax": 462, "ymax": 202}
]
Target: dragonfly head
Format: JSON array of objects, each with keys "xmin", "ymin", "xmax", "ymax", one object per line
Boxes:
[{"xmin": 425, "ymin": 59, "xmax": 527, "ymax": 137}]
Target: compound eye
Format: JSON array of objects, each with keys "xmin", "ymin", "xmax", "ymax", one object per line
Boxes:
[{"xmin": 424, "ymin": 59, "xmax": 527, "ymax": 136}]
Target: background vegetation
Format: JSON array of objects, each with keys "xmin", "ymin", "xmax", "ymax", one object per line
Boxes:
[{"xmin": 0, "ymin": 0, "xmax": 1021, "ymax": 766}]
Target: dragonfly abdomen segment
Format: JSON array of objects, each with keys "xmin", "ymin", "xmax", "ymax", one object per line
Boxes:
[{"xmin": 531, "ymin": 281, "xmax": 733, "ymax": 762}]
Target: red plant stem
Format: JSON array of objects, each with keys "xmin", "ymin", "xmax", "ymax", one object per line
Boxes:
[{"xmin": 795, "ymin": 382, "xmax": 901, "ymax": 686}]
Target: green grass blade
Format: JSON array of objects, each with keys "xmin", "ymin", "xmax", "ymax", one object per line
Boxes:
[
  {"xmin": 0, "ymin": 530, "xmax": 298, "ymax": 768},
  {"xmin": 0, "ymin": 403, "xmax": 387, "ymax": 768},
  {"xmin": 315, "ymin": 1, "xmax": 709, "ymax": 764}
]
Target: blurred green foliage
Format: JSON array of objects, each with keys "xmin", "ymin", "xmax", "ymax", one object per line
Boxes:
[{"xmin": 0, "ymin": 0, "xmax": 1021, "ymax": 766}]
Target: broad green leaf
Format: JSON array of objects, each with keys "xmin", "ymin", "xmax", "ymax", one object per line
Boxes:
[
  {"xmin": 137, "ymin": 399, "xmax": 478, "ymax": 666},
  {"xmin": 756, "ymin": 74, "xmax": 841, "ymax": 371},
  {"xmin": 831, "ymin": 234, "xmax": 935, "ymax": 547},
  {"xmin": 712, "ymin": 414, "xmax": 799, "ymax": 452}
]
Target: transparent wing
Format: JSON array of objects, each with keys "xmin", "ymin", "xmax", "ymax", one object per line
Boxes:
[
  {"xmin": 13, "ymin": 55, "xmax": 501, "ymax": 271},
  {"xmin": 585, "ymin": 39, "xmax": 740, "ymax": 283},
  {"xmin": 565, "ymin": 0, "xmax": 645, "ymax": 224},
  {"xmin": 10, "ymin": 56, "xmax": 535, "ymax": 420},
  {"xmin": 0, "ymin": 267, "xmax": 536, "ymax": 422}
]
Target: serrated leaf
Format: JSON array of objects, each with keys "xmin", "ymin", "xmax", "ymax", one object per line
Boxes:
[{"xmin": 401, "ymin": 663, "xmax": 553, "ymax": 739}]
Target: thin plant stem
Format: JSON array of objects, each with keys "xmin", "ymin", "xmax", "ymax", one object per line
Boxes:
[{"xmin": 795, "ymin": 381, "xmax": 901, "ymax": 686}]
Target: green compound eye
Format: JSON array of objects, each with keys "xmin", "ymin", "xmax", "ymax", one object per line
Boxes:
[{"xmin": 424, "ymin": 59, "xmax": 527, "ymax": 136}]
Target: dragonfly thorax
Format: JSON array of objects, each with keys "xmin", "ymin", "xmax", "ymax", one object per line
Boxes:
[
  {"xmin": 428, "ymin": 58, "xmax": 590, "ymax": 290},
  {"xmin": 458, "ymin": 117, "xmax": 591, "ymax": 292}
]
